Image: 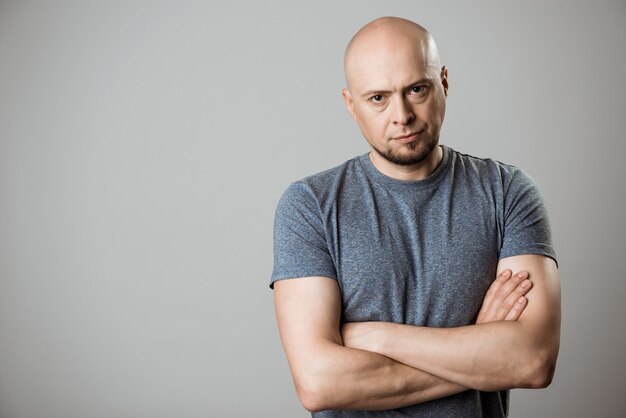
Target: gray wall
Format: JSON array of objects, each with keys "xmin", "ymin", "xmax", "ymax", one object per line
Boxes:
[{"xmin": 1, "ymin": 1, "xmax": 624, "ymax": 417}]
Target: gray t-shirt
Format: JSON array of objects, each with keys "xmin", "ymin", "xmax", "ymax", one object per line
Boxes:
[{"xmin": 271, "ymin": 145, "xmax": 556, "ymax": 417}]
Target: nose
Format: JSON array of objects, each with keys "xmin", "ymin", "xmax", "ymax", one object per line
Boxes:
[{"xmin": 392, "ymin": 96, "xmax": 415, "ymax": 126}]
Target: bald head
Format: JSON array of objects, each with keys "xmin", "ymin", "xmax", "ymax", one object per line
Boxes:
[
  {"xmin": 340, "ymin": 17, "xmax": 449, "ymax": 176},
  {"xmin": 344, "ymin": 17, "xmax": 442, "ymax": 90}
]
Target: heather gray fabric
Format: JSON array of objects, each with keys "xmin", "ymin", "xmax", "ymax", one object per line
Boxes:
[{"xmin": 271, "ymin": 145, "xmax": 556, "ymax": 417}]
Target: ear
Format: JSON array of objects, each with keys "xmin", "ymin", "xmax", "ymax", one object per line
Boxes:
[
  {"xmin": 342, "ymin": 88, "xmax": 358, "ymax": 122},
  {"xmin": 440, "ymin": 66, "xmax": 449, "ymax": 97}
]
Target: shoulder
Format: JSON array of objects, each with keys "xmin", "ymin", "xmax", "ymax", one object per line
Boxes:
[
  {"xmin": 446, "ymin": 146, "xmax": 538, "ymax": 191},
  {"xmin": 278, "ymin": 155, "xmax": 366, "ymax": 207},
  {"xmin": 447, "ymin": 147, "xmax": 517, "ymax": 176}
]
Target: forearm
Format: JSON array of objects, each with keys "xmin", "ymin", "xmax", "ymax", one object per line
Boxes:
[
  {"xmin": 343, "ymin": 256, "xmax": 561, "ymax": 392},
  {"xmin": 296, "ymin": 338, "xmax": 467, "ymax": 412},
  {"xmin": 355, "ymin": 320, "xmax": 558, "ymax": 392},
  {"xmin": 275, "ymin": 276, "xmax": 470, "ymax": 412}
]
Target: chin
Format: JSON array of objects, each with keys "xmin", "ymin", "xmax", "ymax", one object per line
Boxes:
[{"xmin": 381, "ymin": 138, "xmax": 438, "ymax": 166}]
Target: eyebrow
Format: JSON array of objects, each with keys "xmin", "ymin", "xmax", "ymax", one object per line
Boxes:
[{"xmin": 360, "ymin": 78, "xmax": 433, "ymax": 98}]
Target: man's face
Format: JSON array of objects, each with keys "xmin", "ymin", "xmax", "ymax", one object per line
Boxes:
[{"xmin": 343, "ymin": 38, "xmax": 448, "ymax": 167}]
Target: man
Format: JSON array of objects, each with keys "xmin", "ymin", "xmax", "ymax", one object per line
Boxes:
[{"xmin": 270, "ymin": 16, "xmax": 560, "ymax": 417}]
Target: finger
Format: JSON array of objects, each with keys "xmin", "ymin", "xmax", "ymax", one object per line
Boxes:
[
  {"xmin": 477, "ymin": 270, "xmax": 513, "ymax": 323},
  {"xmin": 496, "ymin": 279, "xmax": 532, "ymax": 320},
  {"xmin": 504, "ymin": 296, "xmax": 528, "ymax": 321},
  {"xmin": 486, "ymin": 272, "xmax": 530, "ymax": 321},
  {"xmin": 477, "ymin": 271, "xmax": 512, "ymax": 324},
  {"xmin": 480, "ymin": 269, "xmax": 512, "ymax": 313},
  {"xmin": 493, "ymin": 271, "xmax": 528, "ymax": 303},
  {"xmin": 487, "ymin": 269, "xmax": 513, "ymax": 298}
]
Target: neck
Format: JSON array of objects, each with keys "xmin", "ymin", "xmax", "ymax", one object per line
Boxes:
[{"xmin": 369, "ymin": 145, "xmax": 443, "ymax": 181}]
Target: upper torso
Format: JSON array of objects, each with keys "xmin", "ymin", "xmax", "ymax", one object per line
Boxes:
[{"xmin": 272, "ymin": 145, "xmax": 555, "ymax": 417}]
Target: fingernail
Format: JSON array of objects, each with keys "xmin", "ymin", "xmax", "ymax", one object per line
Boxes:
[
  {"xmin": 503, "ymin": 270, "xmax": 511, "ymax": 278},
  {"xmin": 517, "ymin": 272, "xmax": 527, "ymax": 278},
  {"xmin": 518, "ymin": 297, "xmax": 525, "ymax": 304},
  {"xmin": 521, "ymin": 279, "xmax": 530, "ymax": 288}
]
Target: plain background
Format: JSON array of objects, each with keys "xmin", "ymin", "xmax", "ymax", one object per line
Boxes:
[{"xmin": 1, "ymin": 1, "xmax": 625, "ymax": 417}]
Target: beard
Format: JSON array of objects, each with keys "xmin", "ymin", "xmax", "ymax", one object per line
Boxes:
[{"xmin": 371, "ymin": 135, "xmax": 439, "ymax": 166}]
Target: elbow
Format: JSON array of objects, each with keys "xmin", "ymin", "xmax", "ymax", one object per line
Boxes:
[
  {"xmin": 526, "ymin": 357, "xmax": 556, "ymax": 389},
  {"xmin": 295, "ymin": 376, "xmax": 330, "ymax": 413},
  {"xmin": 293, "ymin": 363, "xmax": 338, "ymax": 412},
  {"xmin": 299, "ymin": 392, "xmax": 324, "ymax": 413},
  {"xmin": 290, "ymin": 342, "xmax": 346, "ymax": 412},
  {"xmin": 519, "ymin": 348, "xmax": 558, "ymax": 389}
]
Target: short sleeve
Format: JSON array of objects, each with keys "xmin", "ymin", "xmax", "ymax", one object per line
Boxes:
[
  {"xmin": 270, "ymin": 182, "xmax": 338, "ymax": 288},
  {"xmin": 499, "ymin": 168, "xmax": 557, "ymax": 264}
]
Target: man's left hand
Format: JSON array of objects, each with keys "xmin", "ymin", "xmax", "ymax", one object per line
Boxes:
[{"xmin": 475, "ymin": 269, "xmax": 533, "ymax": 324}]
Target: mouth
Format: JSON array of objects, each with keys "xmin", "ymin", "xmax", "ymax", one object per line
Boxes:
[{"xmin": 391, "ymin": 132, "xmax": 420, "ymax": 144}]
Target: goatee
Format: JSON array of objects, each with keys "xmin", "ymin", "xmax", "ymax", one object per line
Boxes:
[{"xmin": 371, "ymin": 136, "xmax": 439, "ymax": 166}]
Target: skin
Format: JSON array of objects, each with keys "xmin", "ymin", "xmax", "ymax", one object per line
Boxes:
[
  {"xmin": 342, "ymin": 17, "xmax": 448, "ymax": 181},
  {"xmin": 274, "ymin": 16, "xmax": 561, "ymax": 412},
  {"xmin": 275, "ymin": 269, "xmax": 532, "ymax": 411},
  {"xmin": 341, "ymin": 255, "xmax": 560, "ymax": 391}
]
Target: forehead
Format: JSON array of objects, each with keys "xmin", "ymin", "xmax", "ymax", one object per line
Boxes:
[{"xmin": 347, "ymin": 35, "xmax": 440, "ymax": 92}]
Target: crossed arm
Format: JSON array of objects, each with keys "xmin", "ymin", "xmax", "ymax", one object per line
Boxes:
[{"xmin": 273, "ymin": 254, "xmax": 560, "ymax": 412}]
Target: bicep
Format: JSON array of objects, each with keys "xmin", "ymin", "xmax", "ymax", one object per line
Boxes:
[
  {"xmin": 273, "ymin": 277, "xmax": 343, "ymax": 372},
  {"xmin": 496, "ymin": 254, "xmax": 561, "ymax": 351}
]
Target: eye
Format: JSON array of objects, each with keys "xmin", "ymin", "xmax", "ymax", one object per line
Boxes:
[
  {"xmin": 370, "ymin": 94, "xmax": 384, "ymax": 104},
  {"xmin": 410, "ymin": 85, "xmax": 427, "ymax": 95}
]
